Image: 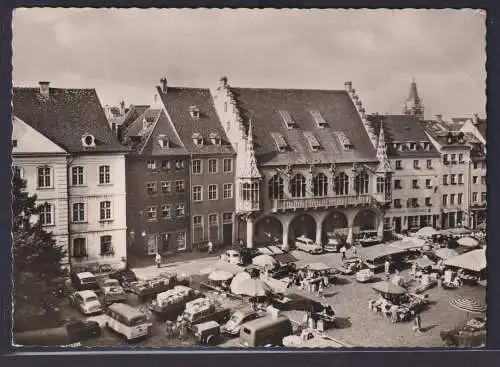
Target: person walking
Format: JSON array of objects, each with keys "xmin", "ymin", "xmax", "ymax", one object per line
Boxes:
[
  {"xmin": 317, "ymin": 282, "xmax": 324, "ymax": 299},
  {"xmin": 207, "ymin": 241, "xmax": 213, "ymax": 254},
  {"xmin": 323, "ymin": 274, "xmax": 329, "ymax": 288},
  {"xmin": 340, "ymin": 245, "xmax": 347, "ymax": 261},
  {"xmin": 155, "ymin": 252, "xmax": 162, "ymax": 268},
  {"xmin": 412, "ymin": 313, "xmax": 423, "ymax": 333},
  {"xmin": 384, "ymin": 259, "xmax": 390, "ymax": 275}
]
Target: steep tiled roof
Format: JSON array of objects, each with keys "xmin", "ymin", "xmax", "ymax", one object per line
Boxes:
[
  {"xmin": 229, "ymin": 88, "xmax": 377, "ymax": 165},
  {"xmin": 367, "ymin": 114, "xmax": 440, "ymax": 158},
  {"xmin": 157, "ymin": 87, "xmax": 235, "ymax": 156},
  {"xmin": 13, "ymin": 87, "xmax": 127, "ymax": 153},
  {"xmin": 118, "ymin": 105, "xmax": 150, "ymax": 129},
  {"xmin": 475, "ymin": 119, "xmax": 486, "ymax": 140}
]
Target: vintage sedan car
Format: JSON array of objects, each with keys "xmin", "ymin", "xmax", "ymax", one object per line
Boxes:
[
  {"xmin": 221, "ymin": 310, "xmax": 263, "ymax": 336},
  {"xmin": 101, "ymin": 278, "xmax": 127, "ymax": 305},
  {"xmin": 109, "ymin": 268, "xmax": 138, "ymax": 288},
  {"xmin": 70, "ymin": 272, "xmax": 101, "ymax": 292},
  {"xmin": 68, "ymin": 290, "xmax": 102, "ymax": 315},
  {"xmin": 282, "ymin": 329, "xmax": 351, "ymax": 348},
  {"xmin": 193, "ymin": 321, "xmax": 222, "ymax": 345},
  {"xmin": 295, "ymin": 236, "xmax": 323, "ymax": 254},
  {"xmin": 324, "ymin": 238, "xmax": 342, "ymax": 253},
  {"xmin": 66, "ymin": 320, "xmax": 102, "ymax": 342},
  {"xmin": 220, "ymin": 250, "xmax": 243, "ymax": 265},
  {"xmin": 14, "ymin": 320, "xmax": 101, "ymax": 346}
]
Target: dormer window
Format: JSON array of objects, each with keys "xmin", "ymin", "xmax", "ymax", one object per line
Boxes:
[
  {"xmin": 335, "ymin": 131, "xmax": 353, "ymax": 150},
  {"xmin": 409, "ymin": 142, "xmax": 417, "ymax": 151},
  {"xmin": 303, "ymin": 131, "xmax": 321, "ymax": 152},
  {"xmin": 189, "ymin": 106, "xmax": 200, "ymax": 119},
  {"xmin": 209, "ymin": 132, "xmax": 221, "ymax": 145},
  {"xmin": 271, "ymin": 132, "xmax": 288, "ymax": 152},
  {"xmin": 81, "ymin": 133, "xmax": 96, "ymax": 148},
  {"xmin": 192, "ymin": 133, "xmax": 204, "ymax": 146},
  {"xmin": 309, "ymin": 110, "xmax": 327, "ymax": 128},
  {"xmin": 158, "ymin": 134, "xmax": 170, "ymax": 148},
  {"xmin": 397, "ymin": 143, "xmax": 403, "ymax": 152},
  {"xmin": 279, "ymin": 110, "xmax": 295, "ymax": 129},
  {"xmin": 422, "ymin": 142, "xmax": 430, "ymax": 151}
]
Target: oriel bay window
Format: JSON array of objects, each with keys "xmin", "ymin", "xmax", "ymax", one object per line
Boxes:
[
  {"xmin": 313, "ymin": 173, "xmax": 328, "ymax": 197},
  {"xmin": 268, "ymin": 175, "xmax": 284, "ymax": 200},
  {"xmin": 355, "ymin": 171, "xmax": 369, "ymax": 194},
  {"xmin": 334, "ymin": 172, "xmax": 349, "ymax": 195},
  {"xmin": 376, "ymin": 177, "xmax": 385, "ymax": 193},
  {"xmin": 241, "ymin": 182, "xmax": 260, "ymax": 202},
  {"xmin": 290, "ymin": 174, "xmax": 306, "ymax": 198}
]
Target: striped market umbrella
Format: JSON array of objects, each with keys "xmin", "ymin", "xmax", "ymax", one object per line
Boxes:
[{"xmin": 450, "ymin": 296, "xmax": 486, "ymax": 314}]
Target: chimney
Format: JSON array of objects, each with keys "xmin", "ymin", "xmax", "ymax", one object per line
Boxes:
[
  {"xmin": 435, "ymin": 114, "xmax": 442, "ymax": 122},
  {"xmin": 344, "ymin": 81, "xmax": 352, "ymax": 92},
  {"xmin": 160, "ymin": 77, "xmax": 168, "ymax": 93},
  {"xmin": 119, "ymin": 100, "xmax": 125, "ymax": 115},
  {"xmin": 39, "ymin": 81, "xmax": 50, "ymax": 97}
]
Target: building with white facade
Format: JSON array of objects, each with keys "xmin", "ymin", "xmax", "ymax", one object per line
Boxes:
[{"xmin": 12, "ymin": 82, "xmax": 129, "ymax": 272}]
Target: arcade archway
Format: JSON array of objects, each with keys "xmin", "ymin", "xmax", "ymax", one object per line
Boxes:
[
  {"xmin": 322, "ymin": 211, "xmax": 349, "ymax": 244},
  {"xmin": 288, "ymin": 213, "xmax": 316, "ymax": 242},
  {"xmin": 255, "ymin": 216, "xmax": 283, "ymax": 246},
  {"xmin": 353, "ymin": 209, "xmax": 378, "ymax": 231}
]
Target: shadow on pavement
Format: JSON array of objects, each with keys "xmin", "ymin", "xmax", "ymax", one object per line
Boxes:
[
  {"xmin": 334, "ymin": 277, "xmax": 351, "ymax": 285},
  {"xmin": 333, "ymin": 317, "xmax": 352, "ymax": 329}
]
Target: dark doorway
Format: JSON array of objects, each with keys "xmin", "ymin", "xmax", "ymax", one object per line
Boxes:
[{"xmin": 394, "ymin": 217, "xmax": 402, "ymax": 233}]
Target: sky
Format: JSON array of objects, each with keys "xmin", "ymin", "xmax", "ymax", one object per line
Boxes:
[{"xmin": 12, "ymin": 8, "xmax": 486, "ymax": 119}]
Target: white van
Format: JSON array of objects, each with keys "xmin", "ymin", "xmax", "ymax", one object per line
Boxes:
[
  {"xmin": 294, "ymin": 236, "xmax": 323, "ymax": 254},
  {"xmin": 104, "ymin": 303, "xmax": 151, "ymax": 341}
]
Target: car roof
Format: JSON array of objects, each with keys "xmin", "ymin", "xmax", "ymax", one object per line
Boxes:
[
  {"xmin": 232, "ymin": 309, "xmax": 257, "ymax": 317},
  {"xmin": 77, "ymin": 290, "xmax": 97, "ymax": 298},
  {"xmin": 226, "ymin": 250, "xmax": 239, "ymax": 255},
  {"xmin": 194, "ymin": 320, "xmax": 220, "ymax": 331},
  {"xmin": 77, "ymin": 272, "xmax": 95, "ymax": 279},
  {"xmin": 108, "ymin": 302, "xmax": 145, "ymax": 318}
]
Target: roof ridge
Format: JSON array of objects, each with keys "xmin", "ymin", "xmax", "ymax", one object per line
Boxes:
[{"xmin": 231, "ymin": 86, "xmax": 347, "ymax": 92}]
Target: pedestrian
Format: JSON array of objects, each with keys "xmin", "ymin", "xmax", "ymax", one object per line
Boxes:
[
  {"xmin": 239, "ymin": 239, "xmax": 244, "ymax": 248},
  {"xmin": 155, "ymin": 252, "xmax": 162, "ymax": 268},
  {"xmin": 340, "ymin": 246, "xmax": 347, "ymax": 261},
  {"xmin": 317, "ymin": 282, "xmax": 324, "ymax": 299},
  {"xmin": 207, "ymin": 241, "xmax": 213, "ymax": 254},
  {"xmin": 323, "ymin": 274, "xmax": 329, "ymax": 288},
  {"xmin": 412, "ymin": 312, "xmax": 422, "ymax": 333},
  {"xmin": 352, "ymin": 245, "xmax": 357, "ymax": 255},
  {"xmin": 384, "ymin": 259, "xmax": 390, "ymax": 275}
]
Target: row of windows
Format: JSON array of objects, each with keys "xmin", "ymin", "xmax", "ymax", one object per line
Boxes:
[
  {"xmin": 192, "ymin": 158, "xmax": 233, "ymax": 174},
  {"xmin": 146, "ymin": 181, "xmax": 185, "ymax": 195},
  {"xmin": 192, "ymin": 183, "xmax": 233, "ymax": 201},
  {"xmin": 146, "ymin": 159, "xmax": 185, "ymax": 171},
  {"xmin": 393, "ymin": 198, "xmax": 433, "ymax": 208},
  {"xmin": 146, "ymin": 232, "xmax": 187, "ymax": 254},
  {"xmin": 41, "ymin": 200, "xmax": 113, "ymax": 225},
  {"xmin": 267, "ymin": 172, "xmax": 377, "ymax": 199},
  {"xmin": 472, "ymin": 192, "xmax": 487, "ymax": 203},
  {"xmin": 146, "ymin": 203, "xmax": 185, "ymax": 221},
  {"xmin": 192, "ymin": 213, "xmax": 233, "ymax": 243},
  {"xmin": 442, "ymin": 193, "xmax": 465, "ymax": 206},
  {"xmin": 442, "ymin": 174, "xmax": 465, "ymax": 186},
  {"xmin": 394, "ymin": 159, "xmax": 433, "ymax": 170},
  {"xmin": 472, "ymin": 176, "xmax": 487, "ymax": 185},
  {"xmin": 72, "ymin": 236, "xmax": 114, "ymax": 258},
  {"xmin": 443, "ymin": 153, "xmax": 465, "ymax": 164},
  {"xmin": 394, "ymin": 179, "xmax": 433, "ymax": 190},
  {"xmin": 192, "ymin": 212, "xmax": 234, "ymax": 226},
  {"xmin": 473, "ymin": 161, "xmax": 486, "ymax": 170}
]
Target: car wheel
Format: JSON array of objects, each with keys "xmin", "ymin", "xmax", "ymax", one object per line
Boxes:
[{"xmin": 206, "ymin": 334, "xmax": 217, "ymax": 345}]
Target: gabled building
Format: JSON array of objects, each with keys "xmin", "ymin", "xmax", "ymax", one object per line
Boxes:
[
  {"xmin": 212, "ymin": 78, "xmax": 392, "ymax": 248},
  {"xmin": 105, "ymin": 102, "xmax": 150, "ymax": 142},
  {"xmin": 154, "ymin": 79, "xmax": 236, "ymax": 249},
  {"xmin": 122, "ymin": 106, "xmax": 190, "ymax": 256},
  {"xmin": 12, "ymin": 82, "xmax": 129, "ymax": 272},
  {"xmin": 368, "ymin": 114, "xmax": 442, "ymax": 233}
]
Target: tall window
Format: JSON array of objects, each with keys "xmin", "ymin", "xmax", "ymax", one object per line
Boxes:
[
  {"xmin": 175, "ymin": 180, "xmax": 185, "ymax": 193},
  {"xmin": 175, "ymin": 203, "xmax": 185, "ymax": 217},
  {"xmin": 147, "ymin": 206, "xmax": 157, "ymax": 220},
  {"xmin": 73, "ymin": 238, "xmax": 87, "ymax": 258},
  {"xmin": 472, "ymin": 192, "xmax": 478, "ymax": 202},
  {"xmin": 376, "ymin": 177, "xmax": 385, "ymax": 193},
  {"xmin": 37, "ymin": 166, "xmax": 51, "ymax": 188},
  {"xmin": 451, "ymin": 174, "xmax": 456, "ymax": 185},
  {"xmin": 223, "ymin": 183, "xmax": 233, "ymax": 199},
  {"xmin": 193, "ymin": 215, "xmax": 203, "ymax": 244},
  {"xmin": 147, "ymin": 160, "xmax": 156, "ymax": 170},
  {"xmin": 161, "ymin": 160, "xmax": 170, "ymax": 170},
  {"xmin": 208, "ymin": 185, "xmax": 218, "ymax": 200},
  {"xmin": 268, "ymin": 175, "xmax": 284, "ymax": 200},
  {"xmin": 146, "ymin": 182, "xmax": 157, "ymax": 196},
  {"xmin": 40, "ymin": 203, "xmax": 53, "ymax": 225},
  {"xmin": 192, "ymin": 186, "xmax": 203, "ymax": 202},
  {"xmin": 71, "ymin": 166, "xmax": 84, "ymax": 186},
  {"xmin": 442, "ymin": 195, "xmax": 448, "ymax": 206},
  {"xmin": 355, "ymin": 171, "xmax": 369, "ymax": 194},
  {"xmin": 290, "ymin": 174, "xmax": 306, "ymax": 198},
  {"xmin": 313, "ymin": 173, "xmax": 328, "ymax": 196},
  {"xmin": 208, "ymin": 214, "xmax": 219, "ymax": 242},
  {"xmin": 99, "ymin": 165, "xmax": 111, "ymax": 184},
  {"xmin": 450, "ymin": 194, "xmax": 456, "ymax": 205},
  {"xmin": 100, "ymin": 235, "xmax": 113, "ymax": 256},
  {"xmin": 481, "ymin": 192, "xmax": 487, "ymax": 202},
  {"xmin": 242, "ymin": 183, "xmax": 251, "ymax": 200},
  {"xmin": 458, "ymin": 174, "xmax": 464, "ymax": 184},
  {"xmin": 334, "ymin": 172, "xmax": 349, "ymax": 195},
  {"xmin": 161, "ymin": 204, "xmax": 171, "ymax": 219},
  {"xmin": 458, "ymin": 193, "xmax": 463, "ymax": 205},
  {"xmin": 443, "ymin": 175, "xmax": 448, "ymax": 185},
  {"xmin": 175, "ymin": 160, "xmax": 184, "ymax": 170},
  {"xmin": 223, "ymin": 158, "xmax": 233, "ymax": 173},
  {"xmin": 223, "ymin": 212, "xmax": 233, "ymax": 223},
  {"xmin": 395, "ymin": 160, "xmax": 402, "ymax": 170},
  {"xmin": 192, "ymin": 160, "xmax": 202, "ymax": 174},
  {"xmin": 426, "ymin": 159, "xmax": 432, "ymax": 169},
  {"xmin": 177, "ymin": 232, "xmax": 187, "ymax": 250},
  {"xmin": 161, "ymin": 181, "xmax": 171, "ymax": 194},
  {"xmin": 208, "ymin": 159, "xmax": 218, "ymax": 173},
  {"xmin": 72, "ymin": 203, "xmax": 85, "ymax": 222},
  {"xmin": 413, "ymin": 160, "xmax": 420, "ymax": 169},
  {"xmin": 100, "ymin": 201, "xmax": 112, "ymax": 220}
]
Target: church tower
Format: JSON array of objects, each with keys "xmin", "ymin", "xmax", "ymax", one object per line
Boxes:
[{"xmin": 402, "ymin": 78, "xmax": 425, "ymax": 120}]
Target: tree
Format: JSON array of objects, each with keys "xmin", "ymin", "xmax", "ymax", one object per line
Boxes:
[{"xmin": 12, "ymin": 172, "xmax": 66, "ymax": 330}]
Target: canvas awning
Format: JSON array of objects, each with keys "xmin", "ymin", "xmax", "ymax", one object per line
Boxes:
[
  {"xmin": 443, "ymin": 249, "xmax": 486, "ymax": 272},
  {"xmin": 360, "ymin": 244, "xmax": 407, "ymax": 261},
  {"xmin": 389, "ymin": 237, "xmax": 426, "ymax": 251}
]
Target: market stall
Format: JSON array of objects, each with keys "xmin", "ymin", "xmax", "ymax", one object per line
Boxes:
[{"xmin": 443, "ymin": 249, "xmax": 486, "ymax": 285}]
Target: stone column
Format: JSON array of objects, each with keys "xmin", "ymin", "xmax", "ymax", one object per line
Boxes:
[
  {"xmin": 282, "ymin": 218, "xmax": 290, "ymax": 250},
  {"xmin": 315, "ymin": 223, "xmax": 322, "ymax": 245},
  {"xmin": 246, "ymin": 215, "xmax": 254, "ymax": 249}
]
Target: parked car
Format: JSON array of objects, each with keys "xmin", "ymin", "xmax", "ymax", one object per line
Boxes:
[
  {"xmin": 70, "ymin": 272, "xmax": 100, "ymax": 292},
  {"xmin": 295, "ymin": 236, "xmax": 323, "ymax": 254},
  {"xmin": 101, "ymin": 278, "xmax": 127, "ymax": 305},
  {"xmin": 181, "ymin": 298, "xmax": 232, "ymax": 327},
  {"xmin": 193, "ymin": 321, "xmax": 222, "ymax": 345},
  {"xmin": 68, "ymin": 290, "xmax": 102, "ymax": 315},
  {"xmin": 14, "ymin": 320, "xmax": 101, "ymax": 346},
  {"xmin": 239, "ymin": 315, "xmax": 293, "ymax": 347},
  {"xmin": 282, "ymin": 329, "xmax": 351, "ymax": 348},
  {"xmin": 109, "ymin": 268, "xmax": 138, "ymax": 288},
  {"xmin": 222, "ymin": 310, "xmax": 263, "ymax": 336},
  {"xmin": 324, "ymin": 238, "xmax": 342, "ymax": 253},
  {"xmin": 129, "ymin": 274, "xmax": 177, "ymax": 301},
  {"xmin": 220, "ymin": 250, "xmax": 243, "ymax": 265}
]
